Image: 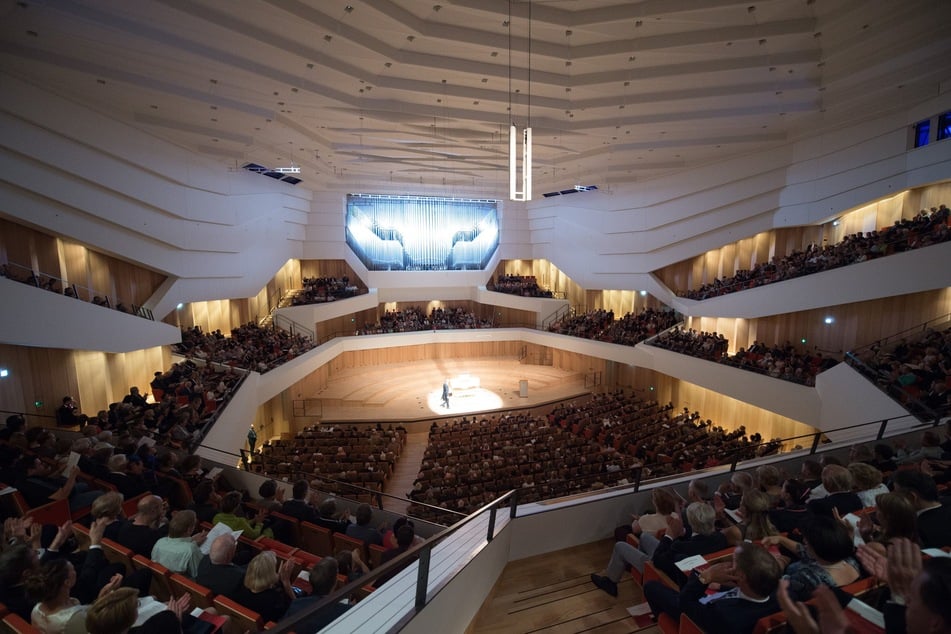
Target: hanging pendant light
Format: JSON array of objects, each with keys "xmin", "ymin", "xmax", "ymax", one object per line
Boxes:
[{"xmin": 509, "ymin": 0, "xmax": 532, "ymax": 201}]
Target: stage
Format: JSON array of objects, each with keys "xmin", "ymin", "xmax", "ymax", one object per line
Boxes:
[{"xmin": 309, "ymin": 358, "xmax": 590, "ymax": 422}]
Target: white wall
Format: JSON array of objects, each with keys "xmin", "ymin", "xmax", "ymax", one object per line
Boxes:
[
  {"xmin": 3, "ymin": 72, "xmax": 950, "ymax": 319},
  {"xmin": 0, "ymin": 74, "xmax": 310, "ymax": 321},
  {"xmin": 0, "ymin": 277, "xmax": 181, "ymax": 353},
  {"xmin": 525, "ymin": 91, "xmax": 951, "ymax": 292}
]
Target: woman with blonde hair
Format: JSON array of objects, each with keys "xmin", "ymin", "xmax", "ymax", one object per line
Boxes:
[
  {"xmin": 721, "ymin": 489, "xmax": 778, "ymax": 546},
  {"xmin": 233, "ymin": 551, "xmax": 297, "ymax": 623},
  {"xmin": 90, "ymin": 490, "xmax": 124, "ymax": 541},
  {"xmin": 847, "ymin": 462, "xmax": 888, "ymax": 508}
]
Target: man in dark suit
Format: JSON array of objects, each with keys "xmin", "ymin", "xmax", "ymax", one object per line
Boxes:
[
  {"xmin": 345, "ymin": 503, "xmax": 384, "ymax": 546},
  {"xmin": 853, "ymin": 537, "xmax": 951, "ymax": 634},
  {"xmin": 282, "ymin": 558, "xmax": 349, "ymax": 631},
  {"xmin": 892, "ymin": 470, "xmax": 951, "ymax": 548},
  {"xmin": 280, "ymin": 479, "xmax": 321, "ymax": 524},
  {"xmin": 116, "ymin": 494, "xmax": 167, "ymax": 557},
  {"xmin": 644, "ymin": 543, "xmax": 781, "ymax": 634},
  {"xmin": 650, "ymin": 502, "xmax": 730, "ymax": 587},
  {"xmin": 196, "ymin": 533, "xmax": 246, "ymax": 599},
  {"xmin": 806, "ymin": 465, "xmax": 863, "ymax": 518}
]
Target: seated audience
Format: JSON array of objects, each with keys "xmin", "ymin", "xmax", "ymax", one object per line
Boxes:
[
  {"xmin": 233, "ymin": 550, "xmax": 296, "ymax": 624},
  {"xmin": 345, "ymin": 503, "xmax": 384, "ymax": 546},
  {"xmin": 763, "ymin": 515, "xmax": 859, "ymax": 601},
  {"xmin": 849, "ymin": 461, "xmax": 889, "ymax": 508},
  {"xmin": 852, "ymin": 538, "xmax": 951, "ymax": 634},
  {"xmin": 150, "ymin": 510, "xmax": 206, "ymax": 577},
  {"xmin": 768, "ymin": 479, "xmax": 809, "ymax": 534},
  {"xmin": 195, "ymin": 534, "xmax": 245, "ymax": 600},
  {"xmin": 680, "ymin": 205, "xmax": 951, "ymax": 300},
  {"xmin": 720, "ymin": 489, "xmax": 779, "ymax": 546},
  {"xmin": 891, "ymin": 470, "xmax": 951, "ymax": 548},
  {"xmin": 212, "ymin": 491, "xmax": 272, "ymax": 540},
  {"xmin": 116, "ymin": 495, "xmax": 168, "ymax": 557},
  {"xmin": 644, "ymin": 543, "xmax": 782, "ymax": 634},
  {"xmin": 280, "ymin": 479, "xmax": 320, "ymax": 524},
  {"xmin": 806, "ymin": 465, "xmax": 863, "ymax": 518},
  {"xmin": 858, "ymin": 491, "xmax": 919, "ymax": 553},
  {"xmin": 281, "ymin": 557, "xmax": 350, "ymax": 631}
]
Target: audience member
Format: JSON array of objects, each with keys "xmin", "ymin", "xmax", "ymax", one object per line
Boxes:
[
  {"xmin": 643, "ymin": 543, "xmax": 781, "ymax": 634},
  {"xmin": 212, "ymin": 491, "xmax": 272, "ymax": 540},
  {"xmin": 233, "ymin": 550, "xmax": 296, "ymax": 623},
  {"xmin": 891, "ymin": 470, "xmax": 951, "ymax": 548},
  {"xmin": 281, "ymin": 557, "xmax": 350, "ymax": 631},
  {"xmin": 116, "ymin": 495, "xmax": 168, "ymax": 558},
  {"xmin": 345, "ymin": 504, "xmax": 384, "ymax": 546},
  {"xmin": 680, "ymin": 205, "xmax": 951, "ymax": 300},
  {"xmin": 806, "ymin": 465, "xmax": 863, "ymax": 518},
  {"xmin": 762, "ymin": 515, "xmax": 859, "ymax": 601},
  {"xmin": 195, "ymin": 534, "xmax": 245, "ymax": 599},
  {"xmin": 150, "ymin": 510, "xmax": 206, "ymax": 577}
]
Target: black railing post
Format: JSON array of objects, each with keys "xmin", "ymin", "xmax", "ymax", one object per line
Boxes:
[
  {"xmin": 509, "ymin": 491, "xmax": 518, "ymax": 518},
  {"xmin": 810, "ymin": 432, "xmax": 822, "ymax": 454},
  {"xmin": 414, "ymin": 545, "xmax": 432, "ymax": 612},
  {"xmin": 487, "ymin": 505, "xmax": 497, "ymax": 542},
  {"xmin": 634, "ymin": 466, "xmax": 642, "ymax": 493},
  {"xmin": 876, "ymin": 419, "xmax": 889, "ymax": 440}
]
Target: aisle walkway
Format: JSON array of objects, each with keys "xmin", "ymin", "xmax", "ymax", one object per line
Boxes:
[{"xmin": 381, "ymin": 431, "xmax": 429, "ymax": 515}]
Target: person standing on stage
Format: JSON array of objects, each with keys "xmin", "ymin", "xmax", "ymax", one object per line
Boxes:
[
  {"xmin": 247, "ymin": 425, "xmax": 257, "ymax": 454},
  {"xmin": 441, "ymin": 380, "xmax": 450, "ymax": 408}
]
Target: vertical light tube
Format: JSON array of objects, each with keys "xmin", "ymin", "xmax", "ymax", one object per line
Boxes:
[
  {"xmin": 523, "ymin": 127, "xmax": 532, "ymax": 201},
  {"xmin": 510, "ymin": 125, "xmax": 532, "ymax": 201},
  {"xmin": 509, "ymin": 124, "xmax": 517, "ymax": 200}
]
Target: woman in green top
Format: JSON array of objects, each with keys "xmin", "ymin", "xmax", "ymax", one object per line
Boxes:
[{"xmin": 212, "ymin": 491, "xmax": 274, "ymax": 539}]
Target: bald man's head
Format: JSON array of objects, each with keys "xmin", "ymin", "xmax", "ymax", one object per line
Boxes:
[{"xmin": 209, "ymin": 534, "xmax": 236, "ymax": 564}]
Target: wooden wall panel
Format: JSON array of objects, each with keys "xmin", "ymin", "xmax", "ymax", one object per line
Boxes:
[
  {"xmin": 916, "ymin": 183, "xmax": 951, "ymax": 211},
  {"xmin": 655, "ymin": 184, "xmax": 947, "ymax": 294},
  {"xmin": 0, "ymin": 218, "xmax": 166, "ymax": 306},
  {"xmin": 299, "ymin": 260, "xmax": 365, "ymax": 290},
  {"xmin": 683, "ymin": 289, "xmax": 951, "ymax": 356},
  {"xmin": 0, "ymin": 344, "xmax": 167, "ymax": 424},
  {"xmin": 494, "ymin": 259, "xmax": 585, "ymax": 308},
  {"xmin": 606, "ymin": 365, "xmax": 815, "ymax": 443}
]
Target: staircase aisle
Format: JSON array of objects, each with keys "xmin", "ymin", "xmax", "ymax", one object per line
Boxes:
[{"xmin": 382, "ymin": 431, "xmax": 429, "ymax": 515}]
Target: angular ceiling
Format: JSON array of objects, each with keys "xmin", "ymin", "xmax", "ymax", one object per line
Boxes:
[{"xmin": 1, "ymin": 0, "xmax": 949, "ymax": 198}]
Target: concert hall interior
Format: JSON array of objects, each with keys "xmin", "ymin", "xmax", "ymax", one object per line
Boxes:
[{"xmin": 1, "ymin": 2, "xmax": 951, "ymax": 633}]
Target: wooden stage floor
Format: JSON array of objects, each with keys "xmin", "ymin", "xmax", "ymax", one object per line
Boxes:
[{"xmin": 311, "ymin": 357, "xmax": 591, "ymax": 423}]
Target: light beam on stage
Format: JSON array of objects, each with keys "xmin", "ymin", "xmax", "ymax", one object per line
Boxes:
[{"xmin": 427, "ymin": 374, "xmax": 504, "ymax": 415}]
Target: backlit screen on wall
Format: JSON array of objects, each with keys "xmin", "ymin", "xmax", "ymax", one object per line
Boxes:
[{"xmin": 345, "ymin": 194, "xmax": 500, "ymax": 271}]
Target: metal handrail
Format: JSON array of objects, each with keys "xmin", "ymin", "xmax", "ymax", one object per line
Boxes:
[
  {"xmin": 677, "ymin": 224, "xmax": 951, "ymax": 300},
  {"xmin": 264, "ymin": 490, "xmax": 516, "ymax": 634},
  {"xmin": 272, "ymin": 313, "xmax": 316, "ymax": 341},
  {"xmin": 848, "ymin": 312, "xmax": 951, "ymax": 355},
  {"xmin": 1, "ymin": 260, "xmax": 155, "ymax": 321}
]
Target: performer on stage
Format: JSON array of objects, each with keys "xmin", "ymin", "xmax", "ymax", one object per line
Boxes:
[
  {"xmin": 247, "ymin": 424, "xmax": 257, "ymax": 454},
  {"xmin": 441, "ymin": 380, "xmax": 450, "ymax": 408}
]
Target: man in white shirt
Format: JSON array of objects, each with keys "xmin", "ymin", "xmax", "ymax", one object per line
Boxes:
[{"xmin": 150, "ymin": 510, "xmax": 206, "ymax": 577}]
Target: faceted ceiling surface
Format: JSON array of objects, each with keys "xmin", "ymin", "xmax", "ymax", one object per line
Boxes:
[{"xmin": 1, "ymin": 0, "xmax": 950, "ymax": 197}]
